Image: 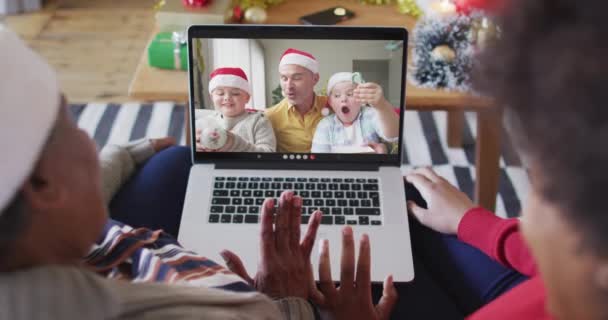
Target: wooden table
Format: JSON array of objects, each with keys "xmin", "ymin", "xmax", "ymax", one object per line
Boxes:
[{"xmin": 128, "ymin": 0, "xmax": 501, "ymax": 212}]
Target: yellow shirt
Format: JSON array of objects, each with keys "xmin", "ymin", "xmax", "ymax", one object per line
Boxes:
[{"xmin": 265, "ymin": 95, "xmax": 328, "ymax": 153}]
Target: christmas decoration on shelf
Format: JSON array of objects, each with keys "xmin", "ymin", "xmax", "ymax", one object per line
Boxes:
[
  {"xmin": 408, "ymin": 0, "xmax": 501, "ymax": 91},
  {"xmin": 148, "ymin": 31, "xmax": 189, "ymax": 70},
  {"xmin": 396, "ymin": 0, "xmax": 423, "ymax": 17},
  {"xmin": 409, "ymin": 14, "xmax": 476, "ymax": 91},
  {"xmin": 454, "ymin": 0, "xmax": 506, "ymax": 15},
  {"xmin": 358, "ymin": 0, "xmax": 422, "ymax": 18},
  {"xmin": 416, "ymin": 0, "xmax": 501, "ymax": 16},
  {"xmin": 182, "ymin": 0, "xmax": 210, "ymax": 8},
  {"xmin": 226, "ymin": 0, "xmax": 284, "ymax": 23}
]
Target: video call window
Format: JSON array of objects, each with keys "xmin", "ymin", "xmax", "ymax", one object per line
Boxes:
[{"xmin": 191, "ymin": 38, "xmax": 404, "ymax": 155}]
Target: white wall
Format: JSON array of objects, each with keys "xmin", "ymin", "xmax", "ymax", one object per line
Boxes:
[
  {"xmin": 197, "ymin": 38, "xmax": 267, "ymax": 110},
  {"xmin": 388, "ymin": 47, "xmax": 405, "ymax": 106},
  {"xmin": 259, "ymin": 39, "xmax": 405, "ymax": 107},
  {"xmin": 196, "ymin": 38, "xmax": 405, "ymax": 109}
]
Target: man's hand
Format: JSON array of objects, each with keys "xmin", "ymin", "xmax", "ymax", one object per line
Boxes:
[
  {"xmin": 311, "ymin": 227, "xmax": 398, "ymax": 320},
  {"xmin": 354, "ymin": 83, "xmax": 390, "ymax": 109},
  {"xmin": 221, "ymin": 191, "xmax": 322, "ymax": 299},
  {"xmin": 405, "ymin": 167, "xmax": 475, "ymax": 235},
  {"xmin": 150, "ymin": 137, "xmax": 176, "ymax": 152}
]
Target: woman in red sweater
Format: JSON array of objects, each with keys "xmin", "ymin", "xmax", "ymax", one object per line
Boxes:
[{"xmin": 311, "ymin": 0, "xmax": 608, "ymax": 319}]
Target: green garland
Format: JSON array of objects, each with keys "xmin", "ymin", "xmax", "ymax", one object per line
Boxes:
[
  {"xmin": 359, "ymin": 0, "xmax": 422, "ymax": 18},
  {"xmin": 232, "ymin": 0, "xmax": 284, "ymax": 10}
]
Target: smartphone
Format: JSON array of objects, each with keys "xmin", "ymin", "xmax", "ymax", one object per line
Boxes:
[{"xmin": 299, "ymin": 7, "xmax": 356, "ymax": 25}]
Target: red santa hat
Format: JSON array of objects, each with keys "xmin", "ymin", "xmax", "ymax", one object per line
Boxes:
[
  {"xmin": 0, "ymin": 25, "xmax": 60, "ymax": 212},
  {"xmin": 278, "ymin": 48, "xmax": 319, "ymax": 74},
  {"xmin": 208, "ymin": 67, "xmax": 251, "ymax": 95}
]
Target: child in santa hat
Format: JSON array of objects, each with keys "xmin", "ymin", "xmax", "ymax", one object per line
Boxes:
[
  {"xmin": 311, "ymin": 72, "xmax": 400, "ymax": 154},
  {"xmin": 195, "ymin": 67, "xmax": 276, "ymax": 152}
]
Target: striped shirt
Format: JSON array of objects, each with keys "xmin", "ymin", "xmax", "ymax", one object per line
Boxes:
[{"xmin": 85, "ymin": 219, "xmax": 253, "ymax": 293}]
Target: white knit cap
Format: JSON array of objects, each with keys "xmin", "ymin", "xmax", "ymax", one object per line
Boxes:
[
  {"xmin": 208, "ymin": 67, "xmax": 251, "ymax": 95},
  {"xmin": 327, "ymin": 72, "xmax": 354, "ymax": 94},
  {"xmin": 0, "ymin": 26, "xmax": 60, "ymax": 212},
  {"xmin": 278, "ymin": 48, "xmax": 319, "ymax": 74}
]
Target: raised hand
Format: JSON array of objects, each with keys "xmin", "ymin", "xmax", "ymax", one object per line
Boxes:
[
  {"xmin": 354, "ymin": 82, "xmax": 389, "ymax": 109},
  {"xmin": 311, "ymin": 226, "xmax": 398, "ymax": 320},
  {"xmin": 220, "ymin": 191, "xmax": 322, "ymax": 299}
]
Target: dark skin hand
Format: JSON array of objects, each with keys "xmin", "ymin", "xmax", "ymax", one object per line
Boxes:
[
  {"xmin": 311, "ymin": 226, "xmax": 398, "ymax": 320},
  {"xmin": 221, "ymin": 191, "xmax": 322, "ymax": 299}
]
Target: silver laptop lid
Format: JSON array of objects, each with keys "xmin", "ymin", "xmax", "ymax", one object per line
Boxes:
[{"xmin": 187, "ymin": 25, "xmax": 408, "ymax": 168}]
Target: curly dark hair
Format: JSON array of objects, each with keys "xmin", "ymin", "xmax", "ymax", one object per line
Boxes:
[{"xmin": 475, "ymin": 0, "xmax": 608, "ymax": 255}]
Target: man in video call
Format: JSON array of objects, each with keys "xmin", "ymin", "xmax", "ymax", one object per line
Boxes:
[{"xmin": 265, "ymin": 48, "xmax": 328, "ymax": 153}]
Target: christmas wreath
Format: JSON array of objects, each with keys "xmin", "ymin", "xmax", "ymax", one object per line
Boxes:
[{"xmin": 409, "ymin": 14, "xmax": 476, "ymax": 91}]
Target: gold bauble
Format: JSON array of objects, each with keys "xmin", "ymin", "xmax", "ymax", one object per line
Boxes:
[
  {"xmin": 431, "ymin": 45, "xmax": 456, "ymax": 63},
  {"xmin": 244, "ymin": 6, "xmax": 268, "ymax": 24}
]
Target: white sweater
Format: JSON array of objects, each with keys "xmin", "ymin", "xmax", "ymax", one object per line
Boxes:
[{"xmin": 198, "ymin": 111, "xmax": 277, "ymax": 152}]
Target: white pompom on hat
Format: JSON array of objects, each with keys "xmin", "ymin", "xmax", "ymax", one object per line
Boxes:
[
  {"xmin": 0, "ymin": 25, "xmax": 61, "ymax": 212},
  {"xmin": 278, "ymin": 48, "xmax": 319, "ymax": 74},
  {"xmin": 208, "ymin": 67, "xmax": 251, "ymax": 95},
  {"xmin": 326, "ymin": 72, "xmax": 354, "ymax": 95}
]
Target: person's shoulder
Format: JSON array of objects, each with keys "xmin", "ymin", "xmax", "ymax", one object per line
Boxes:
[
  {"xmin": 265, "ymin": 99, "xmax": 288, "ymax": 115},
  {"xmin": 245, "ymin": 110, "xmax": 270, "ymax": 122},
  {"xmin": 0, "ymin": 266, "xmax": 119, "ymax": 319}
]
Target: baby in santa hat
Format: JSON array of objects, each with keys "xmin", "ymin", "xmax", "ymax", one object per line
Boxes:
[
  {"xmin": 311, "ymin": 72, "xmax": 400, "ymax": 154},
  {"xmin": 195, "ymin": 67, "xmax": 276, "ymax": 152}
]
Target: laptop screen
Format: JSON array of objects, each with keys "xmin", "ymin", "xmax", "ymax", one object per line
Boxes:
[{"xmin": 188, "ymin": 26, "xmax": 407, "ymax": 165}]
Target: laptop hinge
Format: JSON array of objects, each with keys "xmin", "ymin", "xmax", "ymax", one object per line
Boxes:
[{"xmin": 215, "ymin": 161, "xmax": 382, "ymax": 171}]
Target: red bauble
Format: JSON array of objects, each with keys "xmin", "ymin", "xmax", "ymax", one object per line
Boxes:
[
  {"xmin": 232, "ymin": 5, "xmax": 244, "ymax": 22},
  {"xmin": 455, "ymin": 0, "xmax": 506, "ymax": 14},
  {"xmin": 182, "ymin": 0, "xmax": 210, "ymax": 8}
]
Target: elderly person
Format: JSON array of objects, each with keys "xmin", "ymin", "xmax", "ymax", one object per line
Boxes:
[
  {"xmin": 307, "ymin": 0, "xmax": 608, "ymax": 319},
  {"xmin": 0, "ymin": 26, "xmax": 324, "ymax": 319},
  {"xmin": 264, "ymin": 48, "xmax": 327, "ymax": 153}
]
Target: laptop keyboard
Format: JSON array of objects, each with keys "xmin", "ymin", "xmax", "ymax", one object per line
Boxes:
[{"xmin": 208, "ymin": 176, "xmax": 382, "ymax": 226}]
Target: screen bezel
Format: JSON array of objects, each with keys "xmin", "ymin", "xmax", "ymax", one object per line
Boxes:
[{"xmin": 187, "ymin": 25, "xmax": 408, "ymax": 167}]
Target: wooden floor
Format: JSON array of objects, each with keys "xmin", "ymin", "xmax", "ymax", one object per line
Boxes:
[{"xmin": 1, "ymin": 0, "xmax": 155, "ymax": 102}]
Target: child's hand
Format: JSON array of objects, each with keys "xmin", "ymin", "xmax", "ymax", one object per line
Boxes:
[
  {"xmin": 195, "ymin": 129, "xmax": 233, "ymax": 152},
  {"xmin": 195, "ymin": 128, "xmax": 205, "ymax": 152},
  {"xmin": 354, "ymin": 83, "xmax": 388, "ymax": 108}
]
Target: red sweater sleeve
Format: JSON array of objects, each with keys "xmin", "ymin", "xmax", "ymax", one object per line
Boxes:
[{"xmin": 457, "ymin": 208, "xmax": 538, "ymax": 276}]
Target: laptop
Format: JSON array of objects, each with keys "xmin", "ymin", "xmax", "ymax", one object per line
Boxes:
[{"xmin": 178, "ymin": 25, "xmax": 414, "ymax": 282}]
